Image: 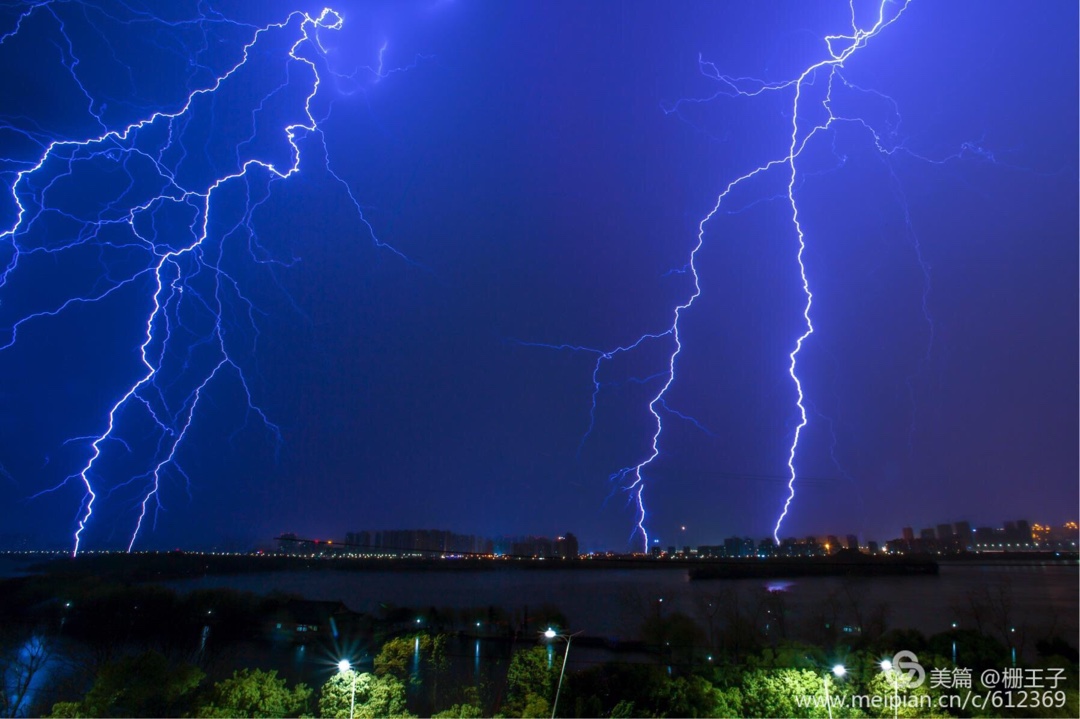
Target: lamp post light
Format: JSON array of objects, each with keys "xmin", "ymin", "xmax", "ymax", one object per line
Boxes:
[
  {"xmin": 337, "ymin": 659, "xmax": 357, "ymax": 719},
  {"xmin": 881, "ymin": 659, "xmax": 900, "ymax": 719},
  {"xmin": 543, "ymin": 628, "xmax": 582, "ymax": 719},
  {"xmin": 823, "ymin": 664, "xmax": 845, "ymax": 719}
]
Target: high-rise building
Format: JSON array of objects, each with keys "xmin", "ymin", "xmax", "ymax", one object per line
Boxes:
[
  {"xmin": 902, "ymin": 527, "xmax": 915, "ymax": 543},
  {"xmin": 845, "ymin": 534, "xmax": 859, "ymax": 551},
  {"xmin": 346, "ymin": 528, "xmax": 495, "ymax": 556},
  {"xmin": 974, "ymin": 526, "xmax": 997, "ymax": 549},
  {"xmin": 723, "ymin": 536, "xmax": 754, "ymax": 557},
  {"xmin": 953, "ymin": 521, "xmax": 973, "ymax": 551},
  {"xmin": 555, "ymin": 533, "xmax": 579, "ymax": 559}
]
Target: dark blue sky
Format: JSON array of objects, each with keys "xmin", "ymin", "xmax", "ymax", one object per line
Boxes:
[{"xmin": 0, "ymin": 0, "xmax": 1076, "ymax": 552}]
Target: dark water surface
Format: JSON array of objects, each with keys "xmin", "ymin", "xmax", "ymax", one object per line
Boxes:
[{"xmin": 168, "ymin": 562, "xmax": 1078, "ymax": 641}]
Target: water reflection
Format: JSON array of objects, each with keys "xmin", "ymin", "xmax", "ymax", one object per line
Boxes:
[{"xmin": 169, "ymin": 564, "xmax": 1078, "ymax": 643}]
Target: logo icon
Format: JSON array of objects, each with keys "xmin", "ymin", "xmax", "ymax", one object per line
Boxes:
[{"xmin": 891, "ymin": 649, "xmax": 925, "ymax": 688}]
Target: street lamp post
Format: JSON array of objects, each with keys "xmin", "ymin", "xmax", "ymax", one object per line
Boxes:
[
  {"xmin": 881, "ymin": 659, "xmax": 899, "ymax": 719},
  {"xmin": 337, "ymin": 659, "xmax": 357, "ymax": 719},
  {"xmin": 543, "ymin": 628, "xmax": 582, "ymax": 719},
  {"xmin": 823, "ymin": 664, "xmax": 845, "ymax": 719}
]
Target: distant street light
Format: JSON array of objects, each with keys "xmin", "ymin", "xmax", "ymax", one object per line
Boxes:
[
  {"xmin": 542, "ymin": 628, "xmax": 583, "ymax": 719},
  {"xmin": 337, "ymin": 659, "xmax": 357, "ymax": 719}
]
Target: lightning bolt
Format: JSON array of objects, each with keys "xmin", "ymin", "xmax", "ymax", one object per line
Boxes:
[
  {"xmin": 0, "ymin": 4, "xmax": 414, "ymax": 554},
  {"xmin": 531, "ymin": 0, "xmax": 992, "ymax": 550},
  {"xmin": 675, "ymin": 0, "xmax": 995, "ymax": 544}
]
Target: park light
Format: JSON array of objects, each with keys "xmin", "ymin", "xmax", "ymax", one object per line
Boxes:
[
  {"xmin": 823, "ymin": 664, "xmax": 846, "ymax": 719},
  {"xmin": 540, "ymin": 629, "xmax": 582, "ymax": 719},
  {"xmin": 338, "ymin": 659, "xmax": 358, "ymax": 719},
  {"xmin": 880, "ymin": 659, "xmax": 892, "ymax": 671}
]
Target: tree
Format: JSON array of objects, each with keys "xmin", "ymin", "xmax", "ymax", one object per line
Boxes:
[
  {"xmin": 519, "ymin": 693, "xmax": 549, "ymax": 719},
  {"xmin": 557, "ymin": 662, "xmax": 667, "ymax": 718},
  {"xmin": 431, "ymin": 703, "xmax": 483, "ymax": 718},
  {"xmin": 0, "ymin": 633, "xmax": 53, "ymax": 718},
  {"xmin": 195, "ymin": 668, "xmax": 312, "ymax": 718},
  {"xmin": 863, "ymin": 670, "xmax": 949, "ymax": 718},
  {"xmin": 318, "ymin": 671, "xmax": 411, "ymax": 719},
  {"xmin": 503, "ymin": 647, "xmax": 555, "ymax": 718},
  {"xmin": 739, "ymin": 668, "xmax": 858, "ymax": 719},
  {"xmin": 374, "ymin": 632, "xmax": 450, "ymax": 710},
  {"xmin": 49, "ymin": 650, "xmax": 203, "ymax": 718},
  {"xmin": 652, "ymin": 674, "xmax": 724, "ymax": 718}
]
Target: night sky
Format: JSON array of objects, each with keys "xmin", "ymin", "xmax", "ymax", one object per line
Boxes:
[{"xmin": 0, "ymin": 0, "xmax": 1076, "ymax": 552}]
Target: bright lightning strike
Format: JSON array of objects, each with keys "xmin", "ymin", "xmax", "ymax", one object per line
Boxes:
[
  {"xmin": 531, "ymin": 0, "xmax": 990, "ymax": 550},
  {"xmin": 0, "ymin": 4, "xmax": 410, "ymax": 554}
]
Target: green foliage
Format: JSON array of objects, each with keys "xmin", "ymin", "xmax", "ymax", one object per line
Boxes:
[
  {"xmin": 652, "ymin": 674, "xmax": 724, "ymax": 718},
  {"xmin": 318, "ymin": 670, "xmax": 412, "ymax": 719},
  {"xmin": 712, "ymin": 686, "xmax": 743, "ymax": 718},
  {"xmin": 47, "ymin": 701, "xmax": 81, "ymax": 718},
  {"xmin": 861, "ymin": 671, "xmax": 948, "ymax": 718},
  {"xmin": 48, "ymin": 650, "xmax": 203, "ymax": 718},
  {"xmin": 431, "ymin": 703, "xmax": 484, "ymax": 718},
  {"xmin": 519, "ymin": 693, "xmax": 550, "ymax": 718},
  {"xmin": 374, "ymin": 637, "xmax": 414, "ymax": 681},
  {"xmin": 504, "ymin": 646, "xmax": 555, "ymax": 716},
  {"xmin": 739, "ymin": 668, "xmax": 852, "ymax": 718},
  {"xmin": 745, "ymin": 641, "xmax": 826, "ymax": 670},
  {"xmin": 194, "ymin": 668, "xmax": 312, "ymax": 718},
  {"xmin": 560, "ymin": 662, "xmax": 726, "ymax": 718},
  {"xmin": 374, "ymin": 633, "xmax": 448, "ymax": 685}
]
